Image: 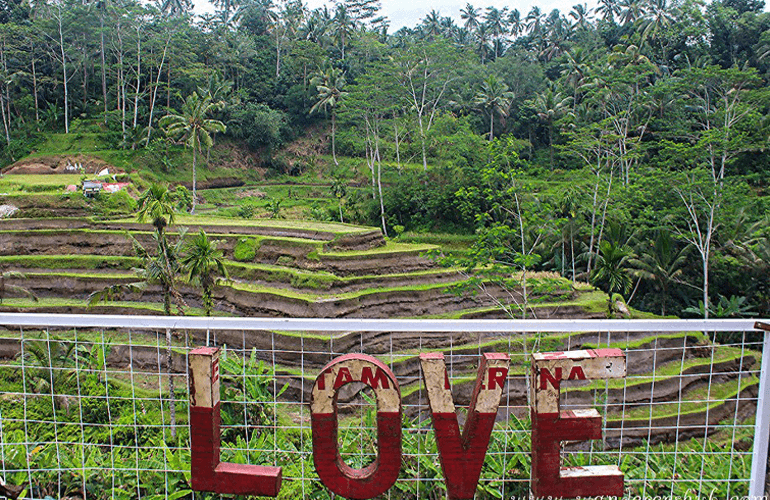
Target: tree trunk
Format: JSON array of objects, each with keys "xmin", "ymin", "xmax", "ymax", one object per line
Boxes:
[
  {"xmin": 331, "ymin": 111, "xmax": 338, "ymax": 166},
  {"xmin": 0, "ymin": 39, "xmax": 9, "ymax": 145},
  {"xmin": 32, "ymin": 58, "xmax": 40, "ymax": 130},
  {"xmin": 58, "ymin": 8, "xmax": 69, "ymax": 134},
  {"xmin": 489, "ymin": 111, "xmax": 494, "ymax": 141},
  {"xmin": 375, "ymin": 123, "xmax": 387, "ymax": 237},
  {"xmin": 702, "ymin": 255, "xmax": 709, "ymax": 319},
  {"xmin": 147, "ymin": 37, "xmax": 168, "ymax": 145},
  {"xmin": 133, "ymin": 25, "xmax": 141, "ymax": 130},
  {"xmin": 191, "ymin": 143, "xmax": 198, "ymax": 214},
  {"xmin": 101, "ymin": 14, "xmax": 107, "ymax": 124},
  {"xmin": 394, "ymin": 121, "xmax": 401, "ymax": 170},
  {"xmin": 419, "ymin": 114, "xmax": 427, "ymax": 171}
]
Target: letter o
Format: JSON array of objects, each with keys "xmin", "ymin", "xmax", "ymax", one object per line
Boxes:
[{"xmin": 310, "ymin": 354, "xmax": 402, "ymax": 499}]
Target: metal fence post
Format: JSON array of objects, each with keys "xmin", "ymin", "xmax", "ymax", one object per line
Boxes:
[{"xmin": 750, "ymin": 322, "xmax": 770, "ymax": 497}]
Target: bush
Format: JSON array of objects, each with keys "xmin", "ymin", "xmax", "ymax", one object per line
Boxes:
[
  {"xmin": 234, "ymin": 238, "xmax": 259, "ymax": 261},
  {"xmin": 102, "ymin": 190, "xmax": 137, "ymax": 214},
  {"xmin": 228, "ymin": 102, "xmax": 290, "ymax": 152}
]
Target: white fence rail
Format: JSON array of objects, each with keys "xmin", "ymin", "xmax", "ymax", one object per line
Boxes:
[{"xmin": 0, "ymin": 314, "xmax": 767, "ymax": 500}]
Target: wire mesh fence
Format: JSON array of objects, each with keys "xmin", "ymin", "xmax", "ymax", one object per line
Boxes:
[{"xmin": 0, "ymin": 315, "xmax": 766, "ymax": 500}]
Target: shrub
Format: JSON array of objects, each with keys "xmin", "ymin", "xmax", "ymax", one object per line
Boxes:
[
  {"xmin": 234, "ymin": 238, "xmax": 259, "ymax": 261},
  {"xmin": 102, "ymin": 190, "xmax": 137, "ymax": 214}
]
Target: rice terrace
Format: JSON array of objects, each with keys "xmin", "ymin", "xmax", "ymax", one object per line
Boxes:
[{"xmin": 2, "ymin": 0, "xmax": 770, "ymax": 497}]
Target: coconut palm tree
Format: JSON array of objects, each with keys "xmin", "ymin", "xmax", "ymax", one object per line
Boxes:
[
  {"xmin": 569, "ymin": 3, "xmax": 591, "ymax": 30},
  {"xmin": 137, "ymin": 183, "xmax": 175, "ymax": 235},
  {"xmin": 484, "ymin": 6, "xmax": 509, "ymax": 58},
  {"xmin": 525, "ymin": 6, "xmax": 545, "ymax": 35},
  {"xmin": 508, "ymin": 9, "xmax": 524, "ymax": 38},
  {"xmin": 474, "ymin": 75, "xmax": 514, "ymax": 140},
  {"xmin": 181, "ymin": 230, "xmax": 227, "ymax": 317},
  {"xmin": 531, "ymin": 88, "xmax": 572, "ymax": 166},
  {"xmin": 596, "ymin": 0, "xmax": 620, "ymax": 23},
  {"xmin": 422, "ymin": 9, "xmax": 443, "ymax": 39},
  {"xmin": 591, "ymin": 240, "xmax": 634, "ymax": 314},
  {"xmin": 310, "ymin": 66, "xmax": 347, "ymax": 166},
  {"xmin": 160, "ymin": 92, "xmax": 226, "ymax": 214},
  {"xmin": 460, "ymin": 3, "xmax": 480, "ymax": 32},
  {"xmin": 632, "ymin": 230, "xmax": 689, "ymax": 316},
  {"xmin": 332, "ymin": 4, "xmax": 355, "ymax": 59},
  {"xmin": 330, "ymin": 173, "xmax": 348, "ymax": 223}
]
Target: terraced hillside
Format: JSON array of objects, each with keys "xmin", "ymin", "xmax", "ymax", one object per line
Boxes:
[
  {"xmin": 0, "ymin": 216, "xmax": 585, "ymax": 318},
  {"xmin": 0, "ymin": 216, "xmax": 759, "ymax": 449}
]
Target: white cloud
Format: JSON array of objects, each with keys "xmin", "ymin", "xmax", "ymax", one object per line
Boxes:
[{"xmin": 194, "ymin": 0, "xmax": 600, "ymax": 31}]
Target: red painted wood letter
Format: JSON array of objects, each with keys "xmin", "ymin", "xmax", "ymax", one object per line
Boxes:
[
  {"xmin": 189, "ymin": 347, "xmax": 282, "ymax": 497},
  {"xmin": 311, "ymin": 354, "xmax": 402, "ymax": 499},
  {"xmin": 420, "ymin": 352, "xmax": 510, "ymax": 500},
  {"xmin": 530, "ymin": 348, "xmax": 626, "ymax": 499}
]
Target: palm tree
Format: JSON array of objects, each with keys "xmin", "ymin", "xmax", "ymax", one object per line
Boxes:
[
  {"xmin": 474, "ymin": 75, "xmax": 514, "ymax": 140},
  {"xmin": 508, "ymin": 9, "xmax": 524, "ymax": 38},
  {"xmin": 310, "ymin": 66, "xmax": 347, "ymax": 166},
  {"xmin": 596, "ymin": 0, "xmax": 620, "ymax": 23},
  {"xmin": 484, "ymin": 7, "xmax": 509, "ymax": 58},
  {"xmin": 422, "ymin": 9, "xmax": 443, "ymax": 39},
  {"xmin": 460, "ymin": 3, "xmax": 480, "ymax": 32},
  {"xmin": 631, "ymin": 231, "xmax": 689, "ymax": 316},
  {"xmin": 569, "ymin": 3, "xmax": 591, "ymax": 30},
  {"xmin": 591, "ymin": 240, "xmax": 634, "ymax": 314},
  {"xmin": 531, "ymin": 88, "xmax": 572, "ymax": 166},
  {"xmin": 525, "ymin": 6, "xmax": 545, "ymax": 35},
  {"xmin": 332, "ymin": 4, "xmax": 355, "ymax": 59},
  {"xmin": 137, "ymin": 184, "xmax": 176, "ymax": 237},
  {"xmin": 181, "ymin": 230, "xmax": 227, "ymax": 316},
  {"xmin": 91, "ymin": 185, "xmax": 186, "ymax": 439},
  {"xmin": 330, "ymin": 173, "xmax": 348, "ymax": 223},
  {"xmin": 160, "ymin": 92, "xmax": 226, "ymax": 214},
  {"xmin": 618, "ymin": 0, "xmax": 645, "ymax": 25},
  {"xmin": 159, "ymin": 0, "xmax": 192, "ymax": 16}
]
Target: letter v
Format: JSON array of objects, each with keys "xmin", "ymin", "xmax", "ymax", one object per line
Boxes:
[{"xmin": 419, "ymin": 352, "xmax": 510, "ymax": 500}]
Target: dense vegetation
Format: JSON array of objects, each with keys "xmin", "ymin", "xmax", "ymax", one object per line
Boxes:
[{"xmin": 0, "ymin": 0, "xmax": 769, "ymax": 319}]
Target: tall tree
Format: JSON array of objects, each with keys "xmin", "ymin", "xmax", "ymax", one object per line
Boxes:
[
  {"xmin": 160, "ymin": 92, "xmax": 226, "ymax": 213},
  {"xmin": 474, "ymin": 74, "xmax": 514, "ymax": 140},
  {"xmin": 632, "ymin": 230, "xmax": 689, "ymax": 316},
  {"xmin": 310, "ymin": 65, "xmax": 347, "ymax": 166}
]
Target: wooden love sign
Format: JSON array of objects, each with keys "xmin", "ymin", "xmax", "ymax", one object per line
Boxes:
[{"xmin": 188, "ymin": 347, "xmax": 626, "ymax": 500}]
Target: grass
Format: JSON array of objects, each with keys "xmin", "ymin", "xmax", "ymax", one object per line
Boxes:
[
  {"xmin": 320, "ymin": 240, "xmax": 437, "ymax": 257},
  {"xmin": 0, "ymin": 174, "xmax": 84, "ymax": 191},
  {"xmin": 613, "ymin": 376, "xmax": 759, "ymax": 421},
  {"xmin": 111, "ymin": 214, "xmax": 374, "ymax": 234},
  {"xmin": 0, "ymin": 297, "xmax": 223, "ymax": 316},
  {"xmin": 0, "ymin": 255, "xmax": 140, "ymax": 270}
]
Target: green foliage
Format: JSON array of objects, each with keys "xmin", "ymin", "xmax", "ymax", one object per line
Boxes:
[
  {"xmin": 233, "ymin": 237, "xmax": 259, "ymax": 262},
  {"xmin": 228, "ymin": 102, "xmax": 290, "ymax": 152},
  {"xmin": 101, "ymin": 190, "xmax": 138, "ymax": 215}
]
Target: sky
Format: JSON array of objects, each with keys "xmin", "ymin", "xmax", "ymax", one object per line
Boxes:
[{"xmin": 194, "ymin": 0, "xmax": 600, "ymax": 31}]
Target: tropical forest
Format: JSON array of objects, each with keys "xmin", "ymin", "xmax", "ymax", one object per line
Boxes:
[{"xmin": 0, "ymin": 0, "xmax": 769, "ymax": 498}]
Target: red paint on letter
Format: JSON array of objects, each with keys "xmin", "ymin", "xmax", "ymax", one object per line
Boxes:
[
  {"xmin": 189, "ymin": 348, "xmax": 282, "ymax": 497},
  {"xmin": 487, "ymin": 367, "xmax": 507, "ymax": 390},
  {"xmin": 568, "ymin": 366, "xmax": 586, "ymax": 380},
  {"xmin": 420, "ymin": 352, "xmax": 510, "ymax": 500},
  {"xmin": 311, "ymin": 354, "xmax": 402, "ymax": 499},
  {"xmin": 539, "ymin": 367, "xmax": 562, "ymax": 390},
  {"xmin": 333, "ymin": 367, "xmax": 353, "ymax": 389},
  {"xmin": 361, "ymin": 366, "xmax": 390, "ymax": 389}
]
